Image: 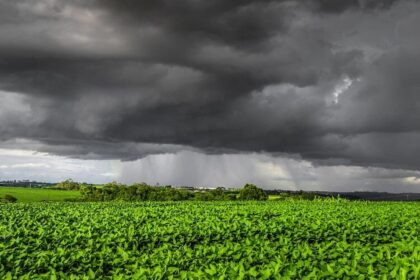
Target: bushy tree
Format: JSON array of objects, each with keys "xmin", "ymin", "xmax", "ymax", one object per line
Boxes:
[
  {"xmin": 209, "ymin": 187, "xmax": 227, "ymax": 200},
  {"xmin": 56, "ymin": 179, "xmax": 81, "ymax": 190},
  {"xmin": 194, "ymin": 191, "xmax": 214, "ymax": 201},
  {"xmin": 238, "ymin": 184, "xmax": 268, "ymax": 200},
  {"xmin": 3, "ymin": 194, "xmax": 17, "ymax": 203}
]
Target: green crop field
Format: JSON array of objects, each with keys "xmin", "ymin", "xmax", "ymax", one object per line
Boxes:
[
  {"xmin": 0, "ymin": 187, "xmax": 80, "ymax": 202},
  {"xmin": 1, "ymin": 201, "xmax": 420, "ymax": 279}
]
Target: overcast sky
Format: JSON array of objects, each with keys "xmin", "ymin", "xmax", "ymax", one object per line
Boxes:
[{"xmin": 1, "ymin": 0, "xmax": 420, "ymax": 192}]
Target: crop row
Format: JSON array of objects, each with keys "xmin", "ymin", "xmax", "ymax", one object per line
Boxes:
[{"xmin": 1, "ymin": 201, "xmax": 420, "ymax": 279}]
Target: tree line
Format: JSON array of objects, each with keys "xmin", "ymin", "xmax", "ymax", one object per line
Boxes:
[{"xmin": 79, "ymin": 182, "xmax": 268, "ymax": 201}]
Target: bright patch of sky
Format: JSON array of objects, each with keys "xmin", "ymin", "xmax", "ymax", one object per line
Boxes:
[
  {"xmin": 332, "ymin": 76, "xmax": 353, "ymax": 104},
  {"xmin": 0, "ymin": 148, "xmax": 118, "ymax": 183}
]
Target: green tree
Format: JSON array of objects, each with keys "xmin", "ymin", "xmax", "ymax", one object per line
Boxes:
[
  {"xmin": 210, "ymin": 187, "xmax": 227, "ymax": 200},
  {"xmin": 238, "ymin": 184, "xmax": 268, "ymax": 200},
  {"xmin": 56, "ymin": 179, "xmax": 81, "ymax": 190},
  {"xmin": 3, "ymin": 194, "xmax": 17, "ymax": 203}
]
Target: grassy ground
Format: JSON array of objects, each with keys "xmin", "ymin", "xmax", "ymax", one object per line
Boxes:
[{"xmin": 0, "ymin": 186, "xmax": 80, "ymax": 202}]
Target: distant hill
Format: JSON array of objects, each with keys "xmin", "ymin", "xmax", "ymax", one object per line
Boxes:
[{"xmin": 265, "ymin": 190, "xmax": 420, "ymax": 201}]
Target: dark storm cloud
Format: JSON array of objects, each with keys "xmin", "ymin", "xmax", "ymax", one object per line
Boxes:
[
  {"xmin": 311, "ymin": 0, "xmax": 397, "ymax": 13},
  {"xmin": 1, "ymin": 0, "xmax": 420, "ymax": 171}
]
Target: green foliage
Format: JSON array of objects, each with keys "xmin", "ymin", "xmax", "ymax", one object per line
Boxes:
[
  {"xmin": 81, "ymin": 182, "xmax": 196, "ymax": 201},
  {"xmin": 2, "ymin": 194, "xmax": 17, "ymax": 203},
  {"xmin": 80, "ymin": 183, "xmax": 265, "ymax": 201},
  {"xmin": 55, "ymin": 179, "xmax": 81, "ymax": 190},
  {"xmin": 239, "ymin": 184, "xmax": 268, "ymax": 200},
  {"xmin": 1, "ymin": 201, "xmax": 419, "ymax": 279}
]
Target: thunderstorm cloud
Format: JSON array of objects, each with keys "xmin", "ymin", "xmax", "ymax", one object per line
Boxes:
[{"xmin": 1, "ymin": 0, "xmax": 420, "ymax": 191}]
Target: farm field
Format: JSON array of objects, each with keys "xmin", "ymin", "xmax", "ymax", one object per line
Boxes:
[
  {"xmin": 0, "ymin": 187, "xmax": 80, "ymax": 202},
  {"xmin": 1, "ymin": 201, "xmax": 420, "ymax": 279}
]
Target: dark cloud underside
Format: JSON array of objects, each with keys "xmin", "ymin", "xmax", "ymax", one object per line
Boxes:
[{"xmin": 0, "ymin": 0, "xmax": 420, "ymax": 170}]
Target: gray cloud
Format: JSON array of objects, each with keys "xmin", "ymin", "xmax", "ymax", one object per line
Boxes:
[
  {"xmin": 117, "ymin": 151, "xmax": 420, "ymax": 193},
  {"xmin": 0, "ymin": 0, "xmax": 420, "ymax": 175}
]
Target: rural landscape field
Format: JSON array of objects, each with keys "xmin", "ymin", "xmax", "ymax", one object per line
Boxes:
[
  {"xmin": 2, "ymin": 0, "xmax": 420, "ymax": 279},
  {"xmin": 0, "ymin": 187, "xmax": 80, "ymax": 202},
  {"xmin": 1, "ymin": 187, "xmax": 420, "ymax": 279}
]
